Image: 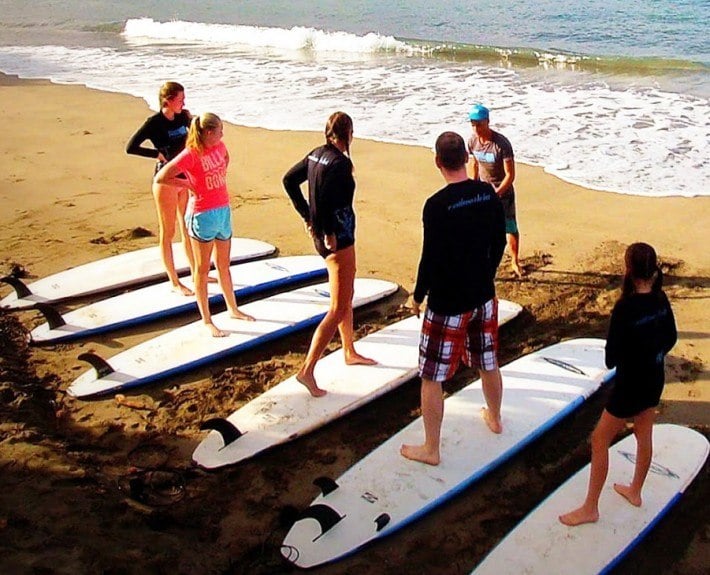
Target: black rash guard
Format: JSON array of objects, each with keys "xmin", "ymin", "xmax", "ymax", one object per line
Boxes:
[
  {"xmin": 126, "ymin": 110, "xmax": 191, "ymax": 162},
  {"xmin": 283, "ymin": 143, "xmax": 356, "ymax": 257},
  {"xmin": 605, "ymin": 291, "xmax": 677, "ymax": 417},
  {"xmin": 414, "ymin": 179, "xmax": 506, "ymax": 315}
]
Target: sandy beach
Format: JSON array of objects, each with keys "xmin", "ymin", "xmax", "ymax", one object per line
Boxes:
[{"xmin": 0, "ymin": 73, "xmax": 707, "ymax": 574}]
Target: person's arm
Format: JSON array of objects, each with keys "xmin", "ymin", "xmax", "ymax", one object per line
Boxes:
[
  {"xmin": 283, "ymin": 157, "xmax": 311, "ymax": 224},
  {"xmin": 661, "ymin": 293, "xmax": 678, "ymax": 354},
  {"xmin": 317, "ymin": 160, "xmax": 351, "ymax": 251},
  {"xmin": 605, "ymin": 302, "xmax": 624, "ymax": 369},
  {"xmin": 154, "ymin": 153, "xmax": 190, "ymax": 189},
  {"xmin": 495, "ymin": 157, "xmax": 515, "ymax": 196},
  {"xmin": 412, "ymin": 200, "xmax": 436, "ymax": 316},
  {"xmin": 125, "ymin": 117, "xmax": 160, "ymax": 160}
]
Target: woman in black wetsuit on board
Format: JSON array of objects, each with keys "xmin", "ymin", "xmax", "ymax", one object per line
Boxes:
[
  {"xmin": 126, "ymin": 81, "xmax": 195, "ymax": 295},
  {"xmin": 283, "ymin": 111, "xmax": 375, "ymax": 397}
]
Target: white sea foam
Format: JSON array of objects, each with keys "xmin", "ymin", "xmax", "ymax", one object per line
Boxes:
[
  {"xmin": 123, "ymin": 18, "xmax": 412, "ymax": 54},
  {"xmin": 0, "ymin": 32, "xmax": 707, "ymax": 198}
]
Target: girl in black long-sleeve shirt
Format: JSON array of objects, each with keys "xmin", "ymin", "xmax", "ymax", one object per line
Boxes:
[
  {"xmin": 560, "ymin": 242, "xmax": 677, "ymax": 527},
  {"xmin": 126, "ymin": 81, "xmax": 195, "ymax": 295},
  {"xmin": 282, "ymin": 112, "xmax": 373, "ymax": 397}
]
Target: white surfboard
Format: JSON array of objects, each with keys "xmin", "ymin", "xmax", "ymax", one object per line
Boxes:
[
  {"xmin": 192, "ymin": 300, "xmax": 523, "ymax": 469},
  {"xmin": 471, "ymin": 424, "xmax": 709, "ymax": 575},
  {"xmin": 281, "ymin": 338, "xmax": 615, "ymax": 569},
  {"xmin": 0, "ymin": 237, "xmax": 275, "ymax": 310},
  {"xmin": 30, "ymin": 255, "xmax": 327, "ymax": 344},
  {"xmin": 67, "ymin": 278, "xmax": 398, "ymax": 399}
]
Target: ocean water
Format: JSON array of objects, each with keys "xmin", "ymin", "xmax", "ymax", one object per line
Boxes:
[{"xmin": 0, "ymin": 0, "xmax": 708, "ymax": 197}]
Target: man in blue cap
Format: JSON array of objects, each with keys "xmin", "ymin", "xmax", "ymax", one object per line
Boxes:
[{"xmin": 467, "ymin": 104, "xmax": 523, "ymax": 277}]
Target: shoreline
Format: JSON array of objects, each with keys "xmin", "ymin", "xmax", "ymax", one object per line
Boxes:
[{"xmin": 0, "ymin": 72, "xmax": 707, "ymax": 574}]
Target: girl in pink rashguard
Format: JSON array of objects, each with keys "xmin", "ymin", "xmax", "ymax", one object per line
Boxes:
[{"xmin": 154, "ymin": 112, "xmax": 254, "ymax": 336}]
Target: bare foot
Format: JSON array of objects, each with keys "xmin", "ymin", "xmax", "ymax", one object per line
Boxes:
[
  {"xmin": 344, "ymin": 351, "xmax": 377, "ymax": 366},
  {"xmin": 230, "ymin": 309, "xmax": 256, "ymax": 322},
  {"xmin": 206, "ymin": 275, "xmax": 219, "ymax": 283},
  {"xmin": 481, "ymin": 407, "xmax": 503, "ymax": 434},
  {"xmin": 296, "ymin": 369, "xmax": 327, "ymax": 397},
  {"xmin": 558, "ymin": 506, "xmax": 599, "ymax": 526},
  {"xmin": 400, "ymin": 443, "xmax": 440, "ymax": 466},
  {"xmin": 614, "ymin": 483, "xmax": 642, "ymax": 507},
  {"xmin": 172, "ymin": 282, "xmax": 194, "ymax": 296},
  {"xmin": 205, "ymin": 323, "xmax": 227, "ymax": 338},
  {"xmin": 511, "ymin": 262, "xmax": 525, "ymax": 278}
]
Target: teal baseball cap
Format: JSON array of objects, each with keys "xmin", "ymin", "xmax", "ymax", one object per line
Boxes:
[{"xmin": 468, "ymin": 104, "xmax": 489, "ymax": 121}]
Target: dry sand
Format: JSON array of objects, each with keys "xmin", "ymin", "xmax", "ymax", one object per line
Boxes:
[{"xmin": 0, "ymin": 73, "xmax": 707, "ymax": 574}]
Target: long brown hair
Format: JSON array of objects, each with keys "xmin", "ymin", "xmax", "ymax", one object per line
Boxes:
[
  {"xmin": 158, "ymin": 81, "xmax": 184, "ymax": 108},
  {"xmin": 622, "ymin": 242, "xmax": 663, "ymax": 299},
  {"xmin": 325, "ymin": 111, "xmax": 353, "ymax": 157},
  {"xmin": 186, "ymin": 112, "xmax": 222, "ymax": 154}
]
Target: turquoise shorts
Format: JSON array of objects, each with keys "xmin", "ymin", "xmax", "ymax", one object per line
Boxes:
[
  {"xmin": 186, "ymin": 206, "xmax": 232, "ymax": 242},
  {"xmin": 505, "ymin": 218, "xmax": 518, "ymax": 234}
]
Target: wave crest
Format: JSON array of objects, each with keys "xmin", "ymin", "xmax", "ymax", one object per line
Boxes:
[{"xmin": 122, "ymin": 18, "xmax": 412, "ymax": 54}]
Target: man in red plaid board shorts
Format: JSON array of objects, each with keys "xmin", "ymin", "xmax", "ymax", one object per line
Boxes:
[{"xmin": 401, "ymin": 131, "xmax": 506, "ymax": 466}]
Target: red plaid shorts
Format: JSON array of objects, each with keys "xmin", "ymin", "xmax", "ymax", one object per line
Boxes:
[{"xmin": 418, "ymin": 298, "xmax": 499, "ymax": 382}]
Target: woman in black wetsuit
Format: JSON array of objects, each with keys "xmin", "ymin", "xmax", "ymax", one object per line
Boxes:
[
  {"xmin": 283, "ymin": 111, "xmax": 375, "ymax": 397},
  {"xmin": 560, "ymin": 242, "xmax": 677, "ymax": 527},
  {"xmin": 126, "ymin": 81, "xmax": 195, "ymax": 295}
]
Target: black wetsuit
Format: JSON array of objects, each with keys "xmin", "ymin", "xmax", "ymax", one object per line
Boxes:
[
  {"xmin": 283, "ymin": 143, "xmax": 356, "ymax": 258},
  {"xmin": 605, "ymin": 291, "xmax": 677, "ymax": 418},
  {"xmin": 126, "ymin": 111, "xmax": 191, "ymax": 174},
  {"xmin": 414, "ymin": 179, "xmax": 506, "ymax": 315}
]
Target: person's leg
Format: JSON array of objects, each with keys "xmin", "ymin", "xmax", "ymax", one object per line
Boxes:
[
  {"xmin": 559, "ymin": 410, "xmax": 625, "ymax": 526},
  {"xmin": 401, "ymin": 308, "xmax": 465, "ymax": 465},
  {"xmin": 332, "ymin": 246, "xmax": 376, "ymax": 366},
  {"xmin": 614, "ymin": 408, "xmax": 655, "ymax": 506},
  {"xmin": 175, "ymin": 187, "xmax": 197, "ymax": 282},
  {"xmin": 296, "ymin": 251, "xmax": 350, "ymax": 396},
  {"xmin": 213, "ymin": 238, "xmax": 254, "ymax": 322},
  {"xmin": 400, "ymin": 378, "xmax": 444, "ymax": 466},
  {"xmin": 502, "ymin": 194, "xmax": 522, "ymax": 278},
  {"xmin": 480, "ymin": 367, "xmax": 503, "ymax": 434},
  {"xmin": 507, "ymin": 231, "xmax": 522, "ymax": 277},
  {"xmin": 191, "ymin": 238, "xmax": 224, "ymax": 337},
  {"xmin": 466, "ymin": 299, "xmax": 502, "ymax": 433},
  {"xmin": 153, "ymin": 182, "xmax": 193, "ymax": 295}
]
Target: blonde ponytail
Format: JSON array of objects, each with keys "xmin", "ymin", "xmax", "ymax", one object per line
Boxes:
[{"xmin": 186, "ymin": 112, "xmax": 221, "ymax": 153}]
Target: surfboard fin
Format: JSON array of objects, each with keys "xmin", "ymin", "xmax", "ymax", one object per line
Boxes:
[
  {"xmin": 33, "ymin": 303, "xmax": 66, "ymax": 329},
  {"xmin": 374, "ymin": 513, "xmax": 390, "ymax": 532},
  {"xmin": 78, "ymin": 352, "xmax": 115, "ymax": 379},
  {"xmin": 1, "ymin": 275, "xmax": 32, "ymax": 298},
  {"xmin": 313, "ymin": 476, "xmax": 339, "ymax": 496},
  {"xmin": 199, "ymin": 418, "xmax": 243, "ymax": 447},
  {"xmin": 297, "ymin": 503, "xmax": 344, "ymax": 542}
]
